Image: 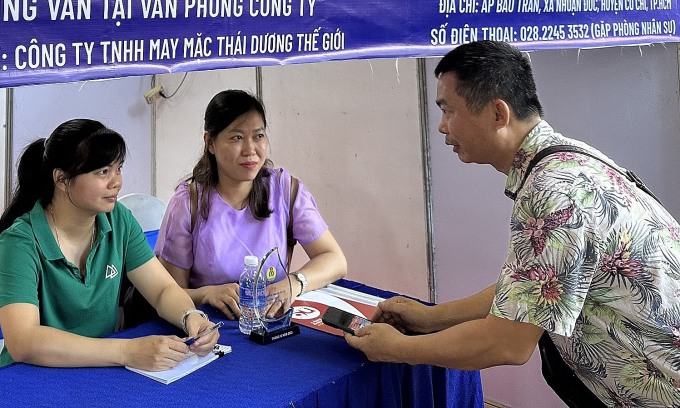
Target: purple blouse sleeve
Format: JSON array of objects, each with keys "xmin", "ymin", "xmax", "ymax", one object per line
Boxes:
[
  {"xmin": 282, "ymin": 169, "xmax": 328, "ymax": 246},
  {"xmin": 154, "ymin": 182, "xmax": 194, "ymax": 270}
]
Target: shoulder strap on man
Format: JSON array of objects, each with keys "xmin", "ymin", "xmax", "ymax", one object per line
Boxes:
[
  {"xmin": 507, "ymin": 144, "xmax": 660, "ymax": 204},
  {"xmin": 189, "ymin": 181, "xmax": 198, "ymax": 233},
  {"xmin": 286, "ymin": 175, "xmax": 299, "ymax": 271}
]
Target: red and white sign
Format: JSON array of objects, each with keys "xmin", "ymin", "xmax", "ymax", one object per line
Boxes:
[{"xmin": 292, "ymin": 285, "xmax": 383, "ymax": 336}]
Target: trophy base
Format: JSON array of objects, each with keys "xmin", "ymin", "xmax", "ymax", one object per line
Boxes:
[{"xmin": 249, "ymin": 323, "xmax": 300, "ymax": 345}]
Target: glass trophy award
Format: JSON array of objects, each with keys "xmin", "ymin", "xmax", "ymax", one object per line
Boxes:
[{"xmin": 249, "ymin": 247, "xmax": 300, "ymax": 345}]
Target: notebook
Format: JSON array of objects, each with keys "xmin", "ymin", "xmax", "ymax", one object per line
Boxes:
[{"xmin": 126, "ymin": 344, "xmax": 232, "ymax": 384}]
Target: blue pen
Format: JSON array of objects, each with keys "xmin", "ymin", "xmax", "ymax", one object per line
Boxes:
[{"xmin": 184, "ymin": 321, "xmax": 223, "ymax": 346}]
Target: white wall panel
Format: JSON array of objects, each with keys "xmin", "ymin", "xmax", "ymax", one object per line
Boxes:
[
  {"xmin": 532, "ymin": 45, "xmax": 680, "ymax": 219},
  {"xmin": 11, "ymin": 77, "xmax": 153, "ymax": 195},
  {"xmin": 262, "ymin": 59, "xmax": 429, "ymax": 299}
]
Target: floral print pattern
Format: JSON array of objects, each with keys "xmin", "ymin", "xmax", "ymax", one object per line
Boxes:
[{"xmin": 492, "ymin": 121, "xmax": 680, "ymax": 407}]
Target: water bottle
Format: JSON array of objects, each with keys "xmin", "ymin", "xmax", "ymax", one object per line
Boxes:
[{"xmin": 239, "ymin": 255, "xmax": 265, "ymax": 334}]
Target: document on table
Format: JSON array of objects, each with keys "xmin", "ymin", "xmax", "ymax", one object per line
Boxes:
[
  {"xmin": 125, "ymin": 344, "xmax": 231, "ymax": 384},
  {"xmin": 291, "ymin": 284, "xmax": 384, "ymax": 336}
]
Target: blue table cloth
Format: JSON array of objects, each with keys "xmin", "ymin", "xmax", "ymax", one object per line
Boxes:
[{"xmin": 0, "ymin": 279, "xmax": 483, "ymax": 407}]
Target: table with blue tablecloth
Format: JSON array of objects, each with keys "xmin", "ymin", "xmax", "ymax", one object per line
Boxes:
[{"xmin": 0, "ymin": 279, "xmax": 483, "ymax": 407}]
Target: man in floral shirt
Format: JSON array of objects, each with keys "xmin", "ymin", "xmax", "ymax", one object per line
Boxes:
[{"xmin": 346, "ymin": 40, "xmax": 680, "ymax": 407}]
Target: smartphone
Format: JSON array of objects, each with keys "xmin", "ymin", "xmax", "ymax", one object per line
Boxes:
[{"xmin": 322, "ymin": 306, "xmax": 372, "ymax": 335}]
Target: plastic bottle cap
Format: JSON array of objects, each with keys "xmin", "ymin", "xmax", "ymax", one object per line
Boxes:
[{"xmin": 244, "ymin": 255, "xmax": 259, "ymax": 266}]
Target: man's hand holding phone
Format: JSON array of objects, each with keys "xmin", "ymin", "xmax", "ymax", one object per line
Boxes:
[
  {"xmin": 373, "ymin": 296, "xmax": 434, "ymax": 334},
  {"xmin": 342, "ymin": 320, "xmax": 411, "ymax": 364},
  {"xmin": 323, "ymin": 305, "xmax": 415, "ymax": 364},
  {"xmin": 321, "ymin": 306, "xmax": 372, "ymax": 335}
]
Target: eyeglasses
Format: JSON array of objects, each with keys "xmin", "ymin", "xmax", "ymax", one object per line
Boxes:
[{"xmin": 253, "ymin": 247, "xmax": 293, "ymax": 333}]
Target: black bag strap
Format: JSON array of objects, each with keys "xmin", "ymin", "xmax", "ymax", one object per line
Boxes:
[
  {"xmin": 189, "ymin": 181, "xmax": 198, "ymax": 233},
  {"xmin": 286, "ymin": 175, "xmax": 299, "ymax": 271},
  {"xmin": 507, "ymin": 144, "xmax": 660, "ymax": 204},
  {"xmin": 538, "ymin": 333, "xmax": 607, "ymax": 408}
]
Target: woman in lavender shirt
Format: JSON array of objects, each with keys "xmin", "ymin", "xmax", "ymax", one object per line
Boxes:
[{"xmin": 155, "ymin": 90, "xmax": 347, "ymax": 319}]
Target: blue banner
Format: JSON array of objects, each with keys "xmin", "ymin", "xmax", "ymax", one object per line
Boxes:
[{"xmin": 0, "ymin": 0, "xmax": 677, "ymax": 88}]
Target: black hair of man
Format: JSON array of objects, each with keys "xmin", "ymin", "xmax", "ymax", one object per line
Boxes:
[{"xmin": 434, "ymin": 40, "xmax": 544, "ymax": 121}]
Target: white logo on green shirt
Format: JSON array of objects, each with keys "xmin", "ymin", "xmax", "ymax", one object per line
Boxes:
[{"xmin": 105, "ymin": 264, "xmax": 118, "ymax": 279}]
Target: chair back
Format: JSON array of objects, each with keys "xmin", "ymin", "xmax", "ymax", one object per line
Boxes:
[{"xmin": 118, "ymin": 193, "xmax": 167, "ymax": 248}]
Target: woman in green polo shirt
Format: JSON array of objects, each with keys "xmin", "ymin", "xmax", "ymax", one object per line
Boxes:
[{"xmin": 0, "ymin": 119, "xmax": 219, "ymax": 370}]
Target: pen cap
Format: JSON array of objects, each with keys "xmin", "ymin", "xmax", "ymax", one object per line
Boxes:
[{"xmin": 244, "ymin": 255, "xmax": 259, "ymax": 267}]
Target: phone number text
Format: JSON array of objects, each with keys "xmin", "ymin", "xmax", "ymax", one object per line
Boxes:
[{"xmin": 434, "ymin": 20, "xmax": 676, "ymax": 45}]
